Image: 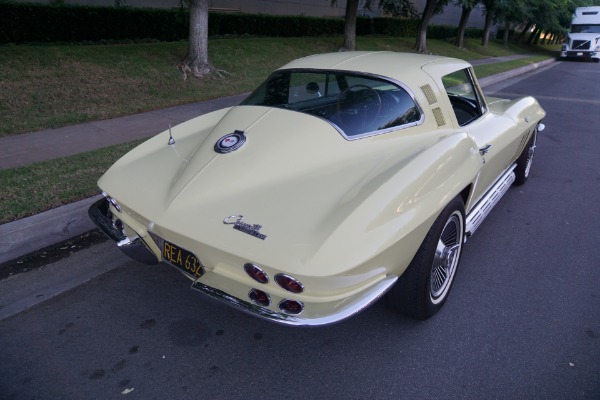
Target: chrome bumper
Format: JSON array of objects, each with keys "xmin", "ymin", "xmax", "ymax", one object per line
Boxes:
[
  {"xmin": 88, "ymin": 198, "xmax": 159, "ymax": 265},
  {"xmin": 191, "ymin": 275, "xmax": 398, "ymax": 327}
]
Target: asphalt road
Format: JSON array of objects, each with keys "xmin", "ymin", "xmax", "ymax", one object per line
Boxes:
[{"xmin": 1, "ymin": 60, "xmax": 599, "ymax": 400}]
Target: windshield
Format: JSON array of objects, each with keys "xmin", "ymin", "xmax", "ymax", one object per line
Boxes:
[
  {"xmin": 241, "ymin": 69, "xmax": 422, "ymax": 138},
  {"xmin": 571, "ymin": 24, "xmax": 600, "ymax": 33}
]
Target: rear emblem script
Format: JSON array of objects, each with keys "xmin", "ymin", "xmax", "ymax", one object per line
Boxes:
[
  {"xmin": 215, "ymin": 130, "xmax": 246, "ymax": 154},
  {"xmin": 223, "ymin": 215, "xmax": 267, "ymax": 240}
]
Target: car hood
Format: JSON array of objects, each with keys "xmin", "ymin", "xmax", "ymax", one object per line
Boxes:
[{"xmin": 99, "ymin": 106, "xmax": 432, "ymax": 274}]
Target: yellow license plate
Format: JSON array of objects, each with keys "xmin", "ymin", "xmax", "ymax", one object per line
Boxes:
[{"xmin": 162, "ymin": 240, "xmax": 204, "ymax": 279}]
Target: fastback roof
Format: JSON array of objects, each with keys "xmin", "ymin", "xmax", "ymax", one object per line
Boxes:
[{"xmin": 277, "ymin": 51, "xmax": 470, "ymax": 86}]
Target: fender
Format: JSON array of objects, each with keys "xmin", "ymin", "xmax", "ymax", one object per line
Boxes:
[{"xmin": 305, "ymin": 131, "xmax": 482, "ymax": 277}]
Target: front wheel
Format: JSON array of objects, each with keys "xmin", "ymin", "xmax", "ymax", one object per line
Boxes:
[
  {"xmin": 387, "ymin": 196, "xmax": 465, "ymax": 320},
  {"xmin": 514, "ymin": 128, "xmax": 538, "ymax": 186}
]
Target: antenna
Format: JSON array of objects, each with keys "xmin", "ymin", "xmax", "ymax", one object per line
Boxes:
[{"xmin": 168, "ymin": 124, "xmax": 175, "ymax": 145}]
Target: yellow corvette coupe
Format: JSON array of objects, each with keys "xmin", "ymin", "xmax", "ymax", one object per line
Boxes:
[{"xmin": 89, "ymin": 52, "xmax": 545, "ymax": 326}]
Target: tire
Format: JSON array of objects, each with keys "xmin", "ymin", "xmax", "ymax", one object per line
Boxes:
[
  {"xmin": 387, "ymin": 196, "xmax": 465, "ymax": 320},
  {"xmin": 513, "ymin": 128, "xmax": 538, "ymax": 186}
]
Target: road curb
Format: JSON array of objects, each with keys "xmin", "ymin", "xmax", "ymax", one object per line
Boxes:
[
  {"xmin": 0, "ymin": 195, "xmax": 102, "ymax": 265},
  {"xmin": 478, "ymin": 57, "xmax": 557, "ymax": 87},
  {"xmin": 0, "ymin": 57, "xmax": 558, "ymax": 266}
]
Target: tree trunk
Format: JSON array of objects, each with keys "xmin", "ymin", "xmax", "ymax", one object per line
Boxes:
[
  {"xmin": 527, "ymin": 27, "xmax": 540, "ymax": 45},
  {"xmin": 415, "ymin": 0, "xmax": 438, "ymax": 54},
  {"xmin": 481, "ymin": 7, "xmax": 493, "ymax": 47},
  {"xmin": 502, "ymin": 21, "xmax": 510, "ymax": 47},
  {"xmin": 342, "ymin": 0, "xmax": 359, "ymax": 51},
  {"xmin": 180, "ymin": 0, "xmax": 215, "ymax": 79},
  {"xmin": 455, "ymin": 6, "xmax": 472, "ymax": 48},
  {"xmin": 533, "ymin": 29, "xmax": 542, "ymax": 45},
  {"xmin": 517, "ymin": 21, "xmax": 532, "ymax": 45}
]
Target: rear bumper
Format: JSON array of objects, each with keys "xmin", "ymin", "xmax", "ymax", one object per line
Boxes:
[
  {"xmin": 192, "ymin": 274, "xmax": 398, "ymax": 327},
  {"xmin": 89, "ymin": 197, "xmax": 397, "ymax": 326},
  {"xmin": 88, "ymin": 198, "xmax": 159, "ymax": 265}
]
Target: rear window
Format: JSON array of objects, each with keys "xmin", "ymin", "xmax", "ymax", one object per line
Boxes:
[{"xmin": 241, "ymin": 69, "xmax": 422, "ymax": 139}]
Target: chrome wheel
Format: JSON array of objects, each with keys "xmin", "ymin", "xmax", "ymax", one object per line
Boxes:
[
  {"xmin": 524, "ymin": 131, "xmax": 537, "ymax": 178},
  {"xmin": 514, "ymin": 129, "xmax": 539, "ymax": 186},
  {"xmin": 386, "ymin": 196, "xmax": 465, "ymax": 320},
  {"xmin": 430, "ymin": 211, "xmax": 463, "ymax": 304}
]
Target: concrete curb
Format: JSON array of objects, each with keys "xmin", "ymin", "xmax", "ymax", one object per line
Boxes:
[
  {"xmin": 478, "ymin": 57, "xmax": 557, "ymax": 87},
  {"xmin": 0, "ymin": 195, "xmax": 102, "ymax": 265},
  {"xmin": 0, "ymin": 57, "xmax": 558, "ymax": 265}
]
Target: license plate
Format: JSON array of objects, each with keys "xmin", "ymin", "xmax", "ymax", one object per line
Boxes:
[
  {"xmin": 162, "ymin": 240, "xmax": 204, "ymax": 279},
  {"xmin": 577, "ymin": 52, "xmax": 583, "ymax": 56}
]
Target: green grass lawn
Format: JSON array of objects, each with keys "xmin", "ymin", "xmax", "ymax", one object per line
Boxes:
[
  {"xmin": 0, "ymin": 36, "xmax": 555, "ymax": 137},
  {"xmin": 0, "ymin": 36, "xmax": 556, "ymax": 224}
]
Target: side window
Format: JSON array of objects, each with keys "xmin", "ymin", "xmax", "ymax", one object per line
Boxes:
[{"xmin": 442, "ymin": 69, "xmax": 485, "ymax": 126}]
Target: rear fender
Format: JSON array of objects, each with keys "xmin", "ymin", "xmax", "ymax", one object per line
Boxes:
[{"xmin": 308, "ymin": 132, "xmax": 481, "ymax": 277}]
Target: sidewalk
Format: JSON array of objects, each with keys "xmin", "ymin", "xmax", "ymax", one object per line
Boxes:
[
  {"xmin": 0, "ymin": 54, "xmax": 557, "ymax": 265},
  {"xmin": 0, "ymin": 93, "xmax": 248, "ymax": 170}
]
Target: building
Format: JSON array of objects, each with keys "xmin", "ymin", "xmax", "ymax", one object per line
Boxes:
[{"xmin": 19, "ymin": 0, "xmax": 493, "ymax": 30}]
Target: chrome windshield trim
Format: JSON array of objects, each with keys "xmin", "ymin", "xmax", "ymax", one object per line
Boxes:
[
  {"xmin": 466, "ymin": 67, "xmax": 488, "ymax": 115},
  {"xmin": 242, "ymin": 68, "xmax": 425, "ymax": 141}
]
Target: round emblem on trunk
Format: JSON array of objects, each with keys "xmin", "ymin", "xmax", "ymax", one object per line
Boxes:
[{"xmin": 215, "ymin": 130, "xmax": 246, "ymax": 154}]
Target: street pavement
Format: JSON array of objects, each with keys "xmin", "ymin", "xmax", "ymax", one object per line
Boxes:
[{"xmin": 0, "ymin": 54, "xmax": 556, "ymax": 265}]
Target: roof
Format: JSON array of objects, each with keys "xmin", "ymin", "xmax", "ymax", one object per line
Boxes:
[{"xmin": 277, "ymin": 51, "xmax": 472, "ymax": 86}]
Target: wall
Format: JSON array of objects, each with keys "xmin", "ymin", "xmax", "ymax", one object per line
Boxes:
[{"xmin": 15, "ymin": 0, "xmax": 494, "ymax": 31}]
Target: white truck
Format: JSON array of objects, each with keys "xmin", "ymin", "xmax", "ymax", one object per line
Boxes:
[{"xmin": 560, "ymin": 6, "xmax": 600, "ymax": 62}]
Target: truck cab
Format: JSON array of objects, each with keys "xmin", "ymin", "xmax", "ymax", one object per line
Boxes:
[{"xmin": 560, "ymin": 6, "xmax": 600, "ymax": 62}]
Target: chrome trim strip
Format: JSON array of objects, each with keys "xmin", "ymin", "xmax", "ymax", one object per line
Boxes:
[
  {"xmin": 465, "ymin": 164, "xmax": 516, "ymax": 240},
  {"xmin": 191, "ymin": 275, "xmax": 398, "ymax": 327},
  {"xmin": 88, "ymin": 198, "xmax": 159, "ymax": 265}
]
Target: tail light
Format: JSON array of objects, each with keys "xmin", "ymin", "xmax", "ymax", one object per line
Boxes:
[
  {"xmin": 244, "ymin": 263, "xmax": 269, "ymax": 284},
  {"xmin": 279, "ymin": 299, "xmax": 304, "ymax": 315},
  {"xmin": 275, "ymin": 274, "xmax": 304, "ymax": 293},
  {"xmin": 248, "ymin": 289, "xmax": 271, "ymax": 307}
]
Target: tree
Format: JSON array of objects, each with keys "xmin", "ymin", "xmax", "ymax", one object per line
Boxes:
[
  {"xmin": 179, "ymin": 0, "xmax": 216, "ymax": 79},
  {"xmin": 480, "ymin": 0, "xmax": 496, "ymax": 47},
  {"xmin": 331, "ymin": 0, "xmax": 360, "ymax": 51},
  {"xmin": 378, "ymin": 0, "xmax": 419, "ymax": 17},
  {"xmin": 331, "ymin": 0, "xmax": 418, "ymax": 51},
  {"xmin": 415, "ymin": 0, "xmax": 449, "ymax": 53},
  {"xmin": 454, "ymin": 0, "xmax": 479, "ymax": 48},
  {"xmin": 343, "ymin": 0, "xmax": 360, "ymax": 50}
]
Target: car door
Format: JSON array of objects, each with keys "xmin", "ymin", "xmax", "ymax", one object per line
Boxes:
[{"xmin": 439, "ymin": 68, "xmax": 525, "ymax": 205}]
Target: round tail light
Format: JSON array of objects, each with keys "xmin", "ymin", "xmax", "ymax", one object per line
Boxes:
[
  {"xmin": 275, "ymin": 274, "xmax": 304, "ymax": 293},
  {"xmin": 248, "ymin": 289, "xmax": 271, "ymax": 307},
  {"xmin": 279, "ymin": 299, "xmax": 304, "ymax": 315},
  {"xmin": 244, "ymin": 263, "xmax": 269, "ymax": 284}
]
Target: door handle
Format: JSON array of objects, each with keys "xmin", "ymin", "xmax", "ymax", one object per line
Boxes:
[{"xmin": 479, "ymin": 144, "xmax": 492, "ymax": 156}]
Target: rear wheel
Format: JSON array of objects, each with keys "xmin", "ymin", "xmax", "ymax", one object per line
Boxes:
[
  {"xmin": 387, "ymin": 196, "xmax": 465, "ymax": 320},
  {"xmin": 514, "ymin": 128, "xmax": 537, "ymax": 186}
]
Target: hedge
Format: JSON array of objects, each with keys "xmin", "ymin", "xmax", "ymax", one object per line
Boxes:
[{"xmin": 0, "ymin": 2, "xmax": 482, "ymax": 44}]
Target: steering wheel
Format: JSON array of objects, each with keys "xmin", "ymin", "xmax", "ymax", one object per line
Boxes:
[{"xmin": 336, "ymin": 85, "xmax": 382, "ymax": 130}]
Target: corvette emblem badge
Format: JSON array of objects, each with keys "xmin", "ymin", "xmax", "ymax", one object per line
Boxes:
[
  {"xmin": 223, "ymin": 215, "xmax": 267, "ymax": 240},
  {"xmin": 215, "ymin": 130, "xmax": 246, "ymax": 154}
]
